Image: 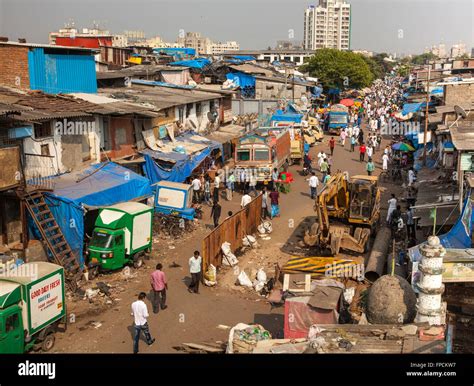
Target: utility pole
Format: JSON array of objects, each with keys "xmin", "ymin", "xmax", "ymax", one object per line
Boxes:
[
  {"xmin": 291, "ymin": 67, "xmax": 295, "ymax": 104},
  {"xmin": 423, "ymin": 64, "xmax": 431, "ymax": 165}
]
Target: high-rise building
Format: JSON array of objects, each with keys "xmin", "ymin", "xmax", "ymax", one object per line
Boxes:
[{"xmin": 303, "ymin": 1, "xmax": 351, "ymax": 51}]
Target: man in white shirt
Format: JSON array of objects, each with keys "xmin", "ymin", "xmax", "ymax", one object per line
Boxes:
[
  {"xmin": 353, "ymin": 126, "xmax": 360, "ymax": 139},
  {"xmin": 241, "ymin": 192, "xmax": 252, "ymax": 208},
  {"xmin": 131, "ymin": 292, "xmax": 155, "ymax": 354},
  {"xmin": 191, "ymin": 177, "xmax": 202, "ymax": 203},
  {"xmin": 249, "ymin": 174, "xmax": 257, "ymax": 196},
  {"xmin": 188, "ymin": 250, "xmax": 202, "ymax": 294},
  {"xmin": 307, "ymin": 172, "xmax": 319, "ymax": 199},
  {"xmin": 408, "ymin": 167, "xmax": 416, "ymax": 186},
  {"xmin": 367, "ymin": 145, "xmax": 373, "ymax": 159},
  {"xmin": 382, "ymin": 153, "xmax": 389, "ymax": 171},
  {"xmin": 387, "ymin": 194, "xmax": 397, "ymax": 224}
]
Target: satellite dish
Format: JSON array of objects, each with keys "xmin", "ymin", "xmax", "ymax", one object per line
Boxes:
[{"xmin": 454, "ymin": 105, "xmax": 468, "ymax": 119}]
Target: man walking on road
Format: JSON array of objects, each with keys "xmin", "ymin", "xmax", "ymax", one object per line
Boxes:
[
  {"xmin": 210, "ymin": 201, "xmax": 222, "ymax": 228},
  {"xmin": 329, "ymin": 136, "xmax": 335, "ymax": 156},
  {"xmin": 350, "ymin": 136, "xmax": 356, "ymax": 152},
  {"xmin": 359, "ymin": 143, "xmax": 366, "ymax": 162},
  {"xmin": 366, "ymin": 158, "xmax": 375, "ymax": 176},
  {"xmin": 307, "ymin": 171, "xmax": 319, "ymax": 199},
  {"xmin": 382, "ymin": 152, "xmax": 389, "ymax": 171},
  {"xmin": 131, "ymin": 292, "xmax": 155, "ymax": 354},
  {"xmin": 188, "ymin": 251, "xmax": 202, "ymax": 294},
  {"xmin": 150, "ymin": 264, "xmax": 167, "ymax": 313},
  {"xmin": 320, "ymin": 158, "xmax": 329, "ymax": 180},
  {"xmin": 191, "ymin": 176, "xmax": 202, "ymax": 203}
]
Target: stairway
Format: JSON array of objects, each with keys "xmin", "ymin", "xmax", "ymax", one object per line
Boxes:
[{"xmin": 23, "ymin": 190, "xmax": 82, "ymax": 291}]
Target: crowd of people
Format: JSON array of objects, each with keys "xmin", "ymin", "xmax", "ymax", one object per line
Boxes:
[{"xmin": 130, "ymin": 75, "xmax": 424, "ymax": 353}]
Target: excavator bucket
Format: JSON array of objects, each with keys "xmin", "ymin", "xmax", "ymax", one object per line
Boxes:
[
  {"xmin": 338, "ymin": 227, "xmax": 371, "ymax": 254},
  {"xmin": 304, "ymin": 223, "xmax": 320, "ymax": 247}
]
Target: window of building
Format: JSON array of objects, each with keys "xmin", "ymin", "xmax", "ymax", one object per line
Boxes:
[
  {"xmin": 186, "ymin": 103, "xmax": 193, "ymax": 118},
  {"xmin": 196, "ymin": 102, "xmax": 202, "ymax": 117},
  {"xmin": 178, "ymin": 107, "xmax": 185, "ymax": 123},
  {"xmin": 34, "ymin": 122, "xmax": 52, "ymax": 139},
  {"xmin": 40, "ymin": 144, "xmax": 50, "ymax": 156}
]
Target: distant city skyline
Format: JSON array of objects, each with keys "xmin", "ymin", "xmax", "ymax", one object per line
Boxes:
[{"xmin": 0, "ymin": 0, "xmax": 472, "ymax": 55}]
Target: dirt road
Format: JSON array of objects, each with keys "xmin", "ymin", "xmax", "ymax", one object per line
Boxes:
[{"xmin": 52, "ymin": 124, "xmax": 396, "ymax": 354}]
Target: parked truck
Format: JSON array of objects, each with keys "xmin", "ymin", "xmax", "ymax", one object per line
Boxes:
[
  {"xmin": 269, "ymin": 123, "xmax": 304, "ymax": 165},
  {"xmin": 328, "ymin": 104, "xmax": 349, "ymax": 134},
  {"xmin": 233, "ymin": 128, "xmax": 291, "ymax": 182},
  {"xmin": 0, "ymin": 262, "xmax": 66, "ymax": 353},
  {"xmin": 86, "ymin": 202, "xmax": 153, "ymax": 278}
]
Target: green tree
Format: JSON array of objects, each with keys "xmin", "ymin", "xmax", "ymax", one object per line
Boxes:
[
  {"xmin": 300, "ymin": 48, "xmax": 373, "ymax": 90},
  {"xmin": 410, "ymin": 52, "xmax": 438, "ymax": 65}
]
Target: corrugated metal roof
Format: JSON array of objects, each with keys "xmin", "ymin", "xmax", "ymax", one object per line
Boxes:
[
  {"xmin": 450, "ymin": 124, "xmax": 474, "ymax": 150},
  {"xmin": 228, "ymin": 63, "xmax": 276, "ymax": 77},
  {"xmin": 0, "ymin": 41, "xmax": 98, "ymax": 52},
  {"xmin": 436, "ymin": 103, "xmax": 474, "ymax": 114},
  {"xmin": 0, "ymin": 102, "xmax": 32, "ymax": 115},
  {"xmin": 96, "ymin": 65, "xmax": 184, "ymax": 80},
  {"xmin": 0, "ymin": 87, "xmax": 162, "ymax": 120},
  {"xmin": 98, "ymin": 85, "xmax": 223, "ymax": 110}
]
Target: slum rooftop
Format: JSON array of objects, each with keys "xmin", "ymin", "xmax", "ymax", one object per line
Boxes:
[{"xmin": 0, "ymin": 86, "xmax": 162, "ymax": 121}]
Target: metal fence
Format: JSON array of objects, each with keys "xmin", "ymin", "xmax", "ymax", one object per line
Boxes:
[{"xmin": 202, "ymin": 193, "xmax": 262, "ymax": 269}]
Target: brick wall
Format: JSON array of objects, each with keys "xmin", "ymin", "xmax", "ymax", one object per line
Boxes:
[{"xmin": 0, "ymin": 45, "xmax": 30, "ymax": 89}]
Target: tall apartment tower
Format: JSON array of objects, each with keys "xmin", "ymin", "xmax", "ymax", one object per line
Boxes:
[{"xmin": 303, "ymin": 1, "xmax": 351, "ymax": 50}]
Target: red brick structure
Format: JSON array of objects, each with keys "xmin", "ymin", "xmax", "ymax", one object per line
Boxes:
[{"xmin": 0, "ymin": 45, "xmax": 30, "ymax": 89}]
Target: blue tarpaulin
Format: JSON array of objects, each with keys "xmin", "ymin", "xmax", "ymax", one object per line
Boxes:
[
  {"xmin": 402, "ymin": 103, "xmax": 423, "ymax": 115},
  {"xmin": 30, "ymin": 163, "xmax": 153, "ymax": 265},
  {"xmin": 141, "ymin": 132, "xmax": 223, "ymax": 184},
  {"xmin": 171, "ymin": 58, "xmax": 211, "ymax": 69},
  {"xmin": 409, "ymin": 194, "xmax": 472, "ymax": 262},
  {"xmin": 153, "ymin": 47, "xmax": 196, "ymax": 59},
  {"xmin": 226, "ymin": 71, "xmax": 255, "ymax": 88},
  {"xmin": 271, "ymin": 112, "xmax": 303, "ymax": 123},
  {"xmin": 311, "ymin": 86, "xmax": 323, "ymax": 97},
  {"xmin": 231, "ymin": 55, "xmax": 256, "ymax": 61},
  {"xmin": 431, "ymin": 88, "xmax": 443, "ymax": 95}
]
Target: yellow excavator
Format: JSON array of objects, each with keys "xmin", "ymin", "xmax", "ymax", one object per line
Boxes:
[{"xmin": 304, "ymin": 172, "xmax": 381, "ymax": 255}]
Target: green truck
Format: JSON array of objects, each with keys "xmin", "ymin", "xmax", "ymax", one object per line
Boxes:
[
  {"xmin": 86, "ymin": 202, "xmax": 153, "ymax": 278},
  {"xmin": 0, "ymin": 262, "xmax": 66, "ymax": 353}
]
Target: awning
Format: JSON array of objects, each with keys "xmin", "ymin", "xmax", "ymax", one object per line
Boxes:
[
  {"xmin": 29, "ymin": 162, "xmax": 153, "ymax": 265},
  {"xmin": 140, "ymin": 131, "xmax": 223, "ymax": 184}
]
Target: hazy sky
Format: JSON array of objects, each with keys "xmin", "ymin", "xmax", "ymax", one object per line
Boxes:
[{"xmin": 0, "ymin": 0, "xmax": 472, "ymax": 54}]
